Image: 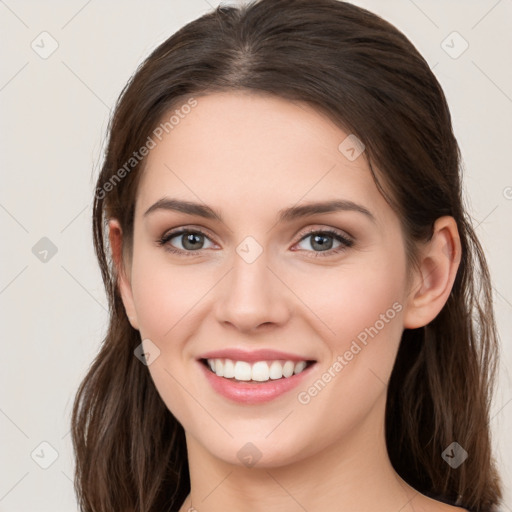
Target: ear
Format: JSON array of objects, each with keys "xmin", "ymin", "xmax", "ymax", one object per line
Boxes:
[
  {"xmin": 108, "ymin": 219, "xmax": 139, "ymax": 330},
  {"xmin": 403, "ymin": 216, "xmax": 462, "ymax": 329}
]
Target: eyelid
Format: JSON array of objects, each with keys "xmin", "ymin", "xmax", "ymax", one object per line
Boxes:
[
  {"xmin": 158, "ymin": 227, "xmax": 217, "ymax": 251},
  {"xmin": 294, "ymin": 224, "xmax": 354, "ymax": 243},
  {"xmin": 292, "ymin": 227, "xmax": 354, "ymax": 257}
]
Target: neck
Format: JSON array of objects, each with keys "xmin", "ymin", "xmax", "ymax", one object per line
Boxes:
[{"xmin": 178, "ymin": 393, "xmax": 419, "ymax": 512}]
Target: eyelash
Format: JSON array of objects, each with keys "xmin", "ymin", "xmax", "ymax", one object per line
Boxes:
[{"xmin": 157, "ymin": 227, "xmax": 354, "ymax": 258}]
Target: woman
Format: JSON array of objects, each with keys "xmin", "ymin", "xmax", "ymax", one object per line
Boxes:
[{"xmin": 71, "ymin": 1, "xmax": 503, "ymax": 511}]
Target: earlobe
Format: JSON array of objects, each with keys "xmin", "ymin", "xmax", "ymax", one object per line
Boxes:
[
  {"xmin": 108, "ymin": 219, "xmax": 139, "ymax": 330},
  {"xmin": 403, "ymin": 216, "xmax": 462, "ymax": 329}
]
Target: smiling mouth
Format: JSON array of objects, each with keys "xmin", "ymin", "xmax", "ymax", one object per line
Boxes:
[{"xmin": 200, "ymin": 358, "xmax": 316, "ymax": 383}]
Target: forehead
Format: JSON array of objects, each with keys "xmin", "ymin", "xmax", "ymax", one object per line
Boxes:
[{"xmin": 135, "ymin": 91, "xmax": 387, "ymax": 224}]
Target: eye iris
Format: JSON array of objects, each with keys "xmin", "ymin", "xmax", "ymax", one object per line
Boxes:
[
  {"xmin": 311, "ymin": 233, "xmax": 333, "ymax": 251},
  {"xmin": 182, "ymin": 232, "xmax": 203, "ymax": 250}
]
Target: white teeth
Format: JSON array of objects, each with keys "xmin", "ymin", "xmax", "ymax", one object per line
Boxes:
[
  {"xmin": 205, "ymin": 358, "xmax": 311, "ymax": 382},
  {"xmin": 234, "ymin": 361, "xmax": 252, "ymax": 381},
  {"xmin": 269, "ymin": 361, "xmax": 283, "ymax": 380},
  {"xmin": 282, "ymin": 361, "xmax": 295, "ymax": 378},
  {"xmin": 223, "ymin": 359, "xmax": 235, "ymax": 378},
  {"xmin": 214, "ymin": 358, "xmax": 224, "ymax": 377},
  {"xmin": 294, "ymin": 361, "xmax": 307, "ymax": 374},
  {"xmin": 251, "ymin": 361, "xmax": 270, "ymax": 381}
]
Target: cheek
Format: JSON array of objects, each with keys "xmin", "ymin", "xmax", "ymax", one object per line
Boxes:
[
  {"xmin": 335, "ymin": 272, "xmax": 405, "ymax": 349},
  {"xmin": 129, "ymin": 253, "xmax": 210, "ymax": 426},
  {"xmin": 288, "ymin": 267, "xmax": 406, "ymax": 456},
  {"xmin": 128, "ymin": 250, "xmax": 217, "ymax": 415},
  {"xmin": 130, "ymin": 248, "xmax": 209, "ymax": 340},
  {"xmin": 294, "ymin": 252, "xmax": 407, "ymax": 349},
  {"xmin": 295, "ymin": 248, "xmax": 407, "ymax": 413}
]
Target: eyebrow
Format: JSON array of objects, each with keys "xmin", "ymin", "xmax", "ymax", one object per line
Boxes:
[{"xmin": 143, "ymin": 197, "xmax": 376, "ymax": 224}]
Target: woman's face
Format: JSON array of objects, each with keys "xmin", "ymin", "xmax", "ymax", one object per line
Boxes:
[{"xmin": 118, "ymin": 91, "xmax": 417, "ymax": 467}]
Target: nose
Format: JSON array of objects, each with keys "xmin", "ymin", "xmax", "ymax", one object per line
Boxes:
[{"xmin": 214, "ymin": 249, "xmax": 291, "ymax": 333}]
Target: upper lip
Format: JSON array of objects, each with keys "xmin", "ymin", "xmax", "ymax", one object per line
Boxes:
[{"xmin": 198, "ymin": 348, "xmax": 316, "ymax": 363}]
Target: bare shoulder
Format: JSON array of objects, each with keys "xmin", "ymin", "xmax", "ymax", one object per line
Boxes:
[
  {"xmin": 410, "ymin": 493, "xmax": 469, "ymax": 512},
  {"xmin": 433, "ymin": 504, "xmax": 469, "ymax": 512}
]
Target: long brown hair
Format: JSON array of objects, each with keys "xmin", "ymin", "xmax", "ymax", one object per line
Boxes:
[{"xmin": 71, "ymin": 1, "xmax": 503, "ymax": 510}]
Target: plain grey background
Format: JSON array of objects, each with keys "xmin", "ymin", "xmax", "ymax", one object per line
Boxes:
[{"xmin": 0, "ymin": 0, "xmax": 510, "ymax": 510}]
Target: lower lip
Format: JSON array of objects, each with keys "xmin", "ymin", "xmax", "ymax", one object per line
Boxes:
[{"xmin": 198, "ymin": 360, "xmax": 316, "ymax": 404}]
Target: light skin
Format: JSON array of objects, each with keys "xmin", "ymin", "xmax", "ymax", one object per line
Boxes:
[{"xmin": 109, "ymin": 91, "xmax": 464, "ymax": 512}]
